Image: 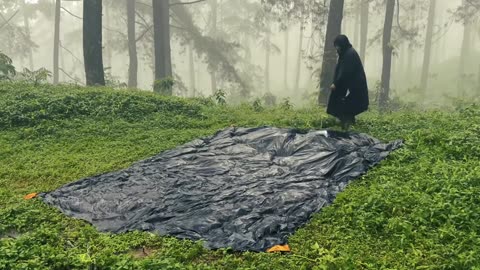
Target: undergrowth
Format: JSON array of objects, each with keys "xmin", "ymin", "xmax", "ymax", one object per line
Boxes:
[{"xmin": 1, "ymin": 82, "xmax": 480, "ymax": 269}]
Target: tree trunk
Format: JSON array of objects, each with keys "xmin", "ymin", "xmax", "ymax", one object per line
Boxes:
[
  {"xmin": 406, "ymin": 5, "xmax": 417, "ymax": 87},
  {"xmin": 477, "ymin": 64, "xmax": 480, "ymax": 94},
  {"xmin": 105, "ymin": 3, "xmax": 112, "ymax": 69},
  {"xmin": 318, "ymin": 0, "xmax": 345, "ymax": 105},
  {"xmin": 83, "ymin": 0, "xmax": 105, "ymax": 86},
  {"xmin": 153, "ymin": 0, "xmax": 172, "ymax": 84},
  {"xmin": 398, "ymin": 43, "xmax": 405, "ymax": 80},
  {"xmin": 22, "ymin": 0, "xmax": 34, "ymax": 70},
  {"xmin": 209, "ymin": 70, "xmax": 217, "ymax": 94},
  {"xmin": 354, "ymin": 5, "xmax": 360, "ymax": 48},
  {"xmin": 440, "ymin": 20, "xmax": 447, "ymax": 64},
  {"xmin": 284, "ymin": 27, "xmax": 289, "ymax": 91},
  {"xmin": 459, "ymin": 0, "xmax": 472, "ymax": 96},
  {"xmin": 244, "ymin": 34, "xmax": 252, "ymax": 63},
  {"xmin": 294, "ymin": 22, "xmax": 304, "ymax": 93},
  {"xmin": 432, "ymin": 15, "xmax": 441, "ymax": 66},
  {"xmin": 209, "ymin": 0, "xmax": 218, "ymax": 94},
  {"xmin": 419, "ymin": 0, "xmax": 436, "ymax": 95},
  {"xmin": 127, "ymin": 0, "xmax": 138, "ymax": 88},
  {"xmin": 265, "ymin": 26, "xmax": 271, "ymax": 93},
  {"xmin": 359, "ymin": 0, "xmax": 369, "ymax": 63},
  {"xmin": 379, "ymin": 0, "xmax": 395, "ymax": 109},
  {"xmin": 188, "ymin": 42, "xmax": 196, "ymax": 97},
  {"xmin": 60, "ymin": 40, "xmax": 65, "ymax": 81},
  {"xmin": 391, "ymin": 53, "xmax": 397, "ymax": 89},
  {"xmin": 53, "ymin": 0, "xmax": 60, "ymax": 84}
]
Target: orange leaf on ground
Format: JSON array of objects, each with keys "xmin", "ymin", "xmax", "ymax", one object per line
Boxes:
[
  {"xmin": 24, "ymin": 193, "xmax": 38, "ymax": 200},
  {"xmin": 266, "ymin": 244, "xmax": 291, "ymax": 253}
]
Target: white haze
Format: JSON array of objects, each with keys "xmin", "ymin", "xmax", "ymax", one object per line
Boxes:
[{"xmin": 5, "ymin": 0, "xmax": 480, "ymax": 106}]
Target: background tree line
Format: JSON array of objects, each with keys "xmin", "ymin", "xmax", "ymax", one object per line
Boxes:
[{"xmin": 0, "ymin": 0, "xmax": 479, "ymax": 108}]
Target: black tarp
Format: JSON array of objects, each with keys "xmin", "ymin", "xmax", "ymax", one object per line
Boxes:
[{"xmin": 41, "ymin": 127, "xmax": 402, "ymax": 251}]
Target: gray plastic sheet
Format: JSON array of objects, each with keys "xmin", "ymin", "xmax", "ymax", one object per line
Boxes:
[{"xmin": 41, "ymin": 127, "xmax": 402, "ymax": 251}]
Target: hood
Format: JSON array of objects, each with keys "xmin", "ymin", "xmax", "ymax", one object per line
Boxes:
[{"xmin": 334, "ymin": 35, "xmax": 352, "ymax": 55}]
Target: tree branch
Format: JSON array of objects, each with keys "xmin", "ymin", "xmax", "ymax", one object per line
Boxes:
[
  {"xmin": 0, "ymin": 10, "xmax": 20, "ymax": 31},
  {"xmin": 136, "ymin": 0, "xmax": 206, "ymax": 8},
  {"xmin": 466, "ymin": 0, "xmax": 480, "ymax": 10},
  {"xmin": 170, "ymin": 0, "xmax": 206, "ymax": 7},
  {"xmin": 61, "ymin": 6, "xmax": 124, "ymax": 37},
  {"xmin": 135, "ymin": 24, "xmax": 153, "ymax": 42},
  {"xmin": 61, "ymin": 7, "xmax": 82, "ymax": 20},
  {"xmin": 59, "ymin": 67, "xmax": 84, "ymax": 85},
  {"xmin": 60, "ymin": 42, "xmax": 84, "ymax": 64},
  {"xmin": 104, "ymin": 26, "xmax": 126, "ymax": 37},
  {"xmin": 395, "ymin": 0, "xmax": 410, "ymax": 37}
]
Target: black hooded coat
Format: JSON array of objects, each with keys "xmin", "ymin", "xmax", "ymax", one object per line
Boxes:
[{"xmin": 327, "ymin": 35, "xmax": 369, "ymax": 118}]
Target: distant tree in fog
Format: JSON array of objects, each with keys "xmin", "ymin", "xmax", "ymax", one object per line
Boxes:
[
  {"xmin": 83, "ymin": 0, "xmax": 105, "ymax": 86},
  {"xmin": 127, "ymin": 0, "xmax": 137, "ymax": 88},
  {"xmin": 318, "ymin": 0, "xmax": 344, "ymax": 105},
  {"xmin": 419, "ymin": 0, "xmax": 436, "ymax": 94},
  {"xmin": 53, "ymin": 0, "xmax": 60, "ymax": 84},
  {"xmin": 379, "ymin": 0, "xmax": 395, "ymax": 109}
]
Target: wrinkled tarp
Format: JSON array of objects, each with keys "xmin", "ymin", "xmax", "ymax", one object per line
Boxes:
[{"xmin": 41, "ymin": 127, "xmax": 402, "ymax": 251}]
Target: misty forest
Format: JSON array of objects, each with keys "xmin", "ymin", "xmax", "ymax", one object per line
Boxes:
[{"xmin": 1, "ymin": 0, "xmax": 480, "ymax": 269}]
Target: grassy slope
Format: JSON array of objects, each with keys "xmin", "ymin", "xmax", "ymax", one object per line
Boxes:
[{"xmin": 1, "ymin": 82, "xmax": 480, "ymax": 269}]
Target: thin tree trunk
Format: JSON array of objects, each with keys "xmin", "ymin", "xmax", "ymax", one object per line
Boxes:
[
  {"xmin": 105, "ymin": 3, "xmax": 112, "ymax": 69},
  {"xmin": 188, "ymin": 42, "xmax": 196, "ymax": 97},
  {"xmin": 265, "ymin": 27, "xmax": 271, "ymax": 93},
  {"xmin": 244, "ymin": 34, "xmax": 252, "ymax": 63},
  {"xmin": 127, "ymin": 0, "xmax": 138, "ymax": 88},
  {"xmin": 406, "ymin": 8, "xmax": 415, "ymax": 86},
  {"xmin": 53, "ymin": 0, "xmax": 60, "ymax": 84},
  {"xmin": 60, "ymin": 40, "xmax": 65, "ymax": 81},
  {"xmin": 391, "ymin": 54, "xmax": 397, "ymax": 89},
  {"xmin": 318, "ymin": 0, "xmax": 345, "ymax": 105},
  {"xmin": 22, "ymin": 0, "xmax": 34, "ymax": 70},
  {"xmin": 379, "ymin": 0, "xmax": 395, "ymax": 109},
  {"xmin": 433, "ymin": 14, "xmax": 441, "ymax": 66},
  {"xmin": 210, "ymin": 70, "xmax": 217, "ymax": 94},
  {"xmin": 196, "ymin": 64, "xmax": 201, "ymax": 95},
  {"xmin": 152, "ymin": 45, "xmax": 155, "ymax": 82},
  {"xmin": 459, "ymin": 1, "xmax": 472, "ymax": 96},
  {"xmin": 441, "ymin": 28, "xmax": 447, "ymax": 64},
  {"xmin": 284, "ymin": 26, "xmax": 289, "ymax": 91},
  {"xmin": 83, "ymin": 0, "xmax": 105, "ymax": 86},
  {"xmin": 209, "ymin": 0, "xmax": 218, "ymax": 94},
  {"xmin": 470, "ymin": 21, "xmax": 477, "ymax": 51},
  {"xmin": 420, "ymin": 0, "xmax": 436, "ymax": 95},
  {"xmin": 359, "ymin": 0, "xmax": 369, "ymax": 63},
  {"xmin": 477, "ymin": 64, "xmax": 480, "ymax": 94},
  {"xmin": 153, "ymin": 0, "xmax": 172, "ymax": 86},
  {"xmin": 398, "ymin": 43, "xmax": 405, "ymax": 80},
  {"xmin": 294, "ymin": 22, "xmax": 304, "ymax": 93},
  {"xmin": 354, "ymin": 5, "xmax": 360, "ymax": 48}
]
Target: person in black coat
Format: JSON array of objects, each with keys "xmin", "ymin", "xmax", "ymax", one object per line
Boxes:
[{"xmin": 327, "ymin": 35, "xmax": 369, "ymax": 130}]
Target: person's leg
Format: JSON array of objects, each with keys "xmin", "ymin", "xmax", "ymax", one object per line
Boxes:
[
  {"xmin": 340, "ymin": 114, "xmax": 355, "ymax": 131},
  {"xmin": 340, "ymin": 115, "xmax": 350, "ymax": 131}
]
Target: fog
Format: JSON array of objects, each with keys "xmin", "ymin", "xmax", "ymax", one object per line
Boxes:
[{"xmin": 1, "ymin": 0, "xmax": 479, "ymax": 106}]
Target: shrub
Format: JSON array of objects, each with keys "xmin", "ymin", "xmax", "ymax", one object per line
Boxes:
[{"xmin": 0, "ymin": 52, "xmax": 16, "ymax": 80}]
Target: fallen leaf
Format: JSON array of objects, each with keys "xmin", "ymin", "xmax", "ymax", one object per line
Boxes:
[
  {"xmin": 267, "ymin": 244, "xmax": 291, "ymax": 253},
  {"xmin": 24, "ymin": 193, "xmax": 38, "ymax": 200}
]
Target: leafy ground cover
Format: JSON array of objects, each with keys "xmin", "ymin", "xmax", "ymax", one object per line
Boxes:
[{"xmin": 1, "ymin": 82, "xmax": 480, "ymax": 269}]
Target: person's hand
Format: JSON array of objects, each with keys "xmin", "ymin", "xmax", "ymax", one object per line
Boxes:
[{"xmin": 330, "ymin": 84, "xmax": 336, "ymax": 91}]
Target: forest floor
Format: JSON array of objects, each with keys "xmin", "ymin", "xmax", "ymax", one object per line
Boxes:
[{"xmin": 1, "ymin": 82, "xmax": 480, "ymax": 269}]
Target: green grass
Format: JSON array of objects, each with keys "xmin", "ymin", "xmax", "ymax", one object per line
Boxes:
[{"xmin": 1, "ymin": 82, "xmax": 480, "ymax": 269}]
